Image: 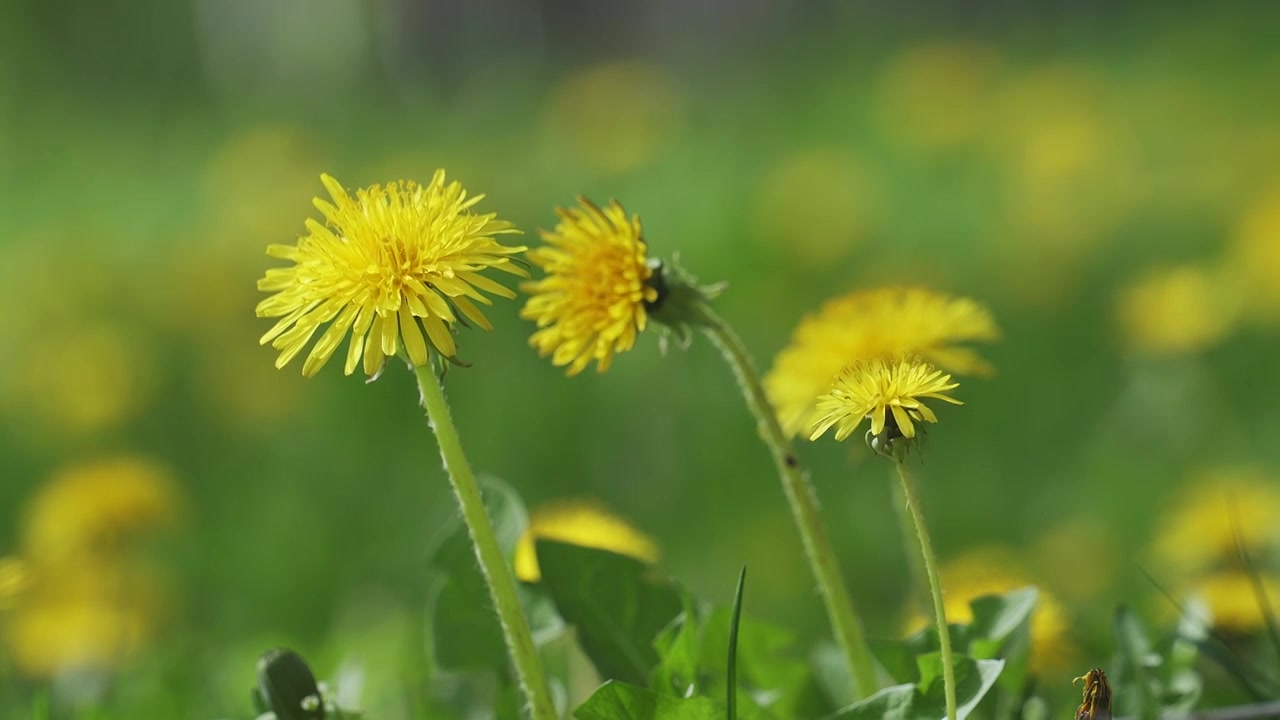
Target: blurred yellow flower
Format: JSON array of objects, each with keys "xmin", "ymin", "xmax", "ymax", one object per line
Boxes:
[
  {"xmin": 521, "ymin": 198, "xmax": 657, "ymax": 376},
  {"xmin": 1190, "ymin": 572, "xmax": 1280, "ymax": 634},
  {"xmin": 0, "ymin": 320, "xmax": 151, "ymax": 439},
  {"xmin": 1150, "ymin": 467, "xmax": 1280, "ymax": 578},
  {"xmin": 1115, "ymin": 264, "xmax": 1239, "ymax": 356},
  {"xmin": 543, "ymin": 61, "xmax": 684, "ymax": 175},
  {"xmin": 514, "ymin": 501, "xmax": 659, "ymax": 583},
  {"xmin": 1, "ymin": 562, "xmax": 162, "ymax": 678},
  {"xmin": 1229, "ymin": 186, "xmax": 1280, "ymax": 321},
  {"xmin": 256, "ymin": 172, "xmax": 525, "ymax": 377},
  {"xmin": 810, "ymin": 356, "xmax": 961, "ymax": 443},
  {"xmin": 22, "ymin": 457, "xmax": 181, "ymax": 565},
  {"xmin": 909, "ymin": 547, "xmax": 1071, "ymax": 671},
  {"xmin": 765, "ymin": 287, "xmax": 997, "ymax": 436},
  {"xmin": 874, "ymin": 42, "xmax": 1000, "ymax": 151},
  {"xmin": 751, "ymin": 149, "xmax": 879, "ymax": 266},
  {"xmin": 203, "ymin": 125, "xmax": 324, "ymax": 246}
]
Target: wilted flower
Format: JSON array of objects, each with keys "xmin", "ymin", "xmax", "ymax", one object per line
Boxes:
[
  {"xmin": 513, "ymin": 501, "xmax": 659, "ymax": 583},
  {"xmin": 257, "ymin": 172, "xmax": 525, "ymax": 377},
  {"xmin": 766, "ymin": 287, "xmax": 996, "ymax": 437},
  {"xmin": 521, "ymin": 198, "xmax": 658, "ymax": 376},
  {"xmin": 1074, "ymin": 668, "xmax": 1112, "ymax": 720},
  {"xmin": 809, "ymin": 356, "xmax": 962, "ymax": 448}
]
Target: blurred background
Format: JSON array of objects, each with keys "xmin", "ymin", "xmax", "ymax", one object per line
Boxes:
[{"xmin": 3, "ymin": 0, "xmax": 1280, "ymax": 716}]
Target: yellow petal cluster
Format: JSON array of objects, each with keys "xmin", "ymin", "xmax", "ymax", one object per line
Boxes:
[
  {"xmin": 257, "ymin": 172, "xmax": 525, "ymax": 378},
  {"xmin": 521, "ymin": 198, "xmax": 657, "ymax": 375},
  {"xmin": 809, "ymin": 356, "xmax": 962, "ymax": 442},
  {"xmin": 766, "ymin": 287, "xmax": 997, "ymax": 436}
]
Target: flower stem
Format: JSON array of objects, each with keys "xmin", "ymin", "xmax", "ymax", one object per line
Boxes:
[
  {"xmin": 413, "ymin": 363, "xmax": 558, "ymax": 720},
  {"xmin": 696, "ymin": 305, "xmax": 878, "ymax": 700},
  {"xmin": 893, "ymin": 459, "xmax": 956, "ymax": 720}
]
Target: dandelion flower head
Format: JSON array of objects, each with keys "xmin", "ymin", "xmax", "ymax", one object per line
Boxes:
[
  {"xmin": 257, "ymin": 172, "xmax": 525, "ymax": 378},
  {"xmin": 521, "ymin": 198, "xmax": 657, "ymax": 375},
  {"xmin": 1189, "ymin": 571, "xmax": 1280, "ymax": 634},
  {"xmin": 809, "ymin": 356, "xmax": 962, "ymax": 444},
  {"xmin": 1150, "ymin": 467, "xmax": 1280, "ymax": 578},
  {"xmin": 22, "ymin": 457, "xmax": 181, "ymax": 565},
  {"xmin": 766, "ymin": 287, "xmax": 996, "ymax": 436},
  {"xmin": 514, "ymin": 500, "xmax": 659, "ymax": 583},
  {"xmin": 1115, "ymin": 264, "xmax": 1238, "ymax": 356}
]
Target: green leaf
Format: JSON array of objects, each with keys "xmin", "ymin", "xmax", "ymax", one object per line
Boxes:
[
  {"xmin": 916, "ymin": 655, "xmax": 1005, "ymax": 720},
  {"xmin": 825, "ymin": 683, "xmax": 917, "ymax": 719},
  {"xmin": 697, "ymin": 607, "xmax": 830, "ymax": 718},
  {"xmin": 425, "ymin": 476, "xmax": 537, "ymax": 671},
  {"xmin": 652, "ymin": 595, "xmax": 703, "ymax": 697},
  {"xmin": 870, "ymin": 625, "xmax": 967, "ymax": 685},
  {"xmin": 966, "ymin": 587, "xmax": 1038, "ymax": 659},
  {"xmin": 727, "ymin": 567, "xmax": 746, "ymax": 720},
  {"xmin": 829, "ymin": 655, "xmax": 1004, "ymax": 720},
  {"xmin": 810, "ymin": 643, "xmax": 856, "ymax": 709},
  {"xmin": 255, "ymin": 648, "xmax": 324, "ymax": 720},
  {"xmin": 574, "ymin": 680, "xmax": 722, "ymax": 720},
  {"xmin": 1113, "ymin": 606, "xmax": 1158, "ymax": 720},
  {"xmin": 537, "ymin": 540, "xmax": 683, "ymax": 686}
]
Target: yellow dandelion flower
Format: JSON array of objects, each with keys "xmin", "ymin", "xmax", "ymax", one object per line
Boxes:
[
  {"xmin": 520, "ymin": 198, "xmax": 658, "ymax": 376},
  {"xmin": 766, "ymin": 287, "xmax": 997, "ymax": 437},
  {"xmin": 513, "ymin": 500, "xmax": 659, "ymax": 583},
  {"xmin": 1190, "ymin": 571, "xmax": 1280, "ymax": 634},
  {"xmin": 907, "ymin": 547, "xmax": 1072, "ymax": 671},
  {"xmin": 256, "ymin": 172, "xmax": 525, "ymax": 378},
  {"xmin": 1115, "ymin": 264, "xmax": 1240, "ymax": 356},
  {"xmin": 809, "ymin": 356, "xmax": 962, "ymax": 443},
  {"xmin": 22, "ymin": 457, "xmax": 181, "ymax": 565},
  {"xmin": 1150, "ymin": 467, "xmax": 1280, "ymax": 578}
]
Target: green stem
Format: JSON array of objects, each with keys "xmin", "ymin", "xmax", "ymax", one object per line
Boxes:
[
  {"xmin": 894, "ymin": 460, "xmax": 956, "ymax": 720},
  {"xmin": 413, "ymin": 363, "xmax": 558, "ymax": 720},
  {"xmin": 697, "ymin": 305, "xmax": 878, "ymax": 700}
]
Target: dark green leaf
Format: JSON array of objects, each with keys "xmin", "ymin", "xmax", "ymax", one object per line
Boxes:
[
  {"xmin": 810, "ymin": 643, "xmax": 856, "ymax": 709},
  {"xmin": 870, "ymin": 624, "xmax": 967, "ymax": 685},
  {"xmin": 537, "ymin": 540, "xmax": 683, "ymax": 686},
  {"xmin": 652, "ymin": 595, "xmax": 704, "ymax": 697},
  {"xmin": 825, "ymin": 683, "xmax": 917, "ymax": 719},
  {"xmin": 574, "ymin": 680, "xmax": 722, "ymax": 720},
  {"xmin": 967, "ymin": 587, "xmax": 1038, "ymax": 659}
]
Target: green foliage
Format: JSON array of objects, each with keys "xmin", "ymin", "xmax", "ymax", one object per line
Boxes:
[
  {"xmin": 827, "ymin": 656, "xmax": 1004, "ymax": 720},
  {"xmin": 573, "ymin": 680, "xmax": 723, "ymax": 720},
  {"xmin": 1112, "ymin": 605, "xmax": 1206, "ymax": 720},
  {"xmin": 255, "ymin": 648, "xmax": 324, "ymax": 720},
  {"xmin": 535, "ymin": 540, "xmax": 683, "ymax": 686}
]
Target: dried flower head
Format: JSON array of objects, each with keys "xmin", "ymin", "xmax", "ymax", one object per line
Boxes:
[
  {"xmin": 521, "ymin": 198, "xmax": 657, "ymax": 375},
  {"xmin": 766, "ymin": 287, "xmax": 996, "ymax": 436},
  {"xmin": 1074, "ymin": 668, "xmax": 1112, "ymax": 720},
  {"xmin": 809, "ymin": 356, "xmax": 962, "ymax": 447},
  {"xmin": 257, "ymin": 172, "xmax": 525, "ymax": 378}
]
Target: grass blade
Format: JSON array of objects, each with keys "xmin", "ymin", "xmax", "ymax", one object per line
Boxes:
[{"xmin": 728, "ymin": 566, "xmax": 747, "ymax": 720}]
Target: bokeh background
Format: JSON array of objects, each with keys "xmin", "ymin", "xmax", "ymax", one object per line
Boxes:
[{"xmin": 3, "ymin": 0, "xmax": 1280, "ymax": 716}]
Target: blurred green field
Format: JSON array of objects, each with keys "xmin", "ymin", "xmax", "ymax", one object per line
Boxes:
[{"xmin": 3, "ymin": 2, "xmax": 1280, "ymax": 717}]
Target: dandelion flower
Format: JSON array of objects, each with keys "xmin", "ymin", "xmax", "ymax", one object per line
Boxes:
[
  {"xmin": 1115, "ymin": 264, "xmax": 1239, "ymax": 356},
  {"xmin": 521, "ymin": 198, "xmax": 657, "ymax": 375},
  {"xmin": 1150, "ymin": 467, "xmax": 1280, "ymax": 577},
  {"xmin": 256, "ymin": 172, "xmax": 525, "ymax": 378},
  {"xmin": 906, "ymin": 547, "xmax": 1072, "ymax": 670},
  {"xmin": 766, "ymin": 287, "xmax": 996, "ymax": 437},
  {"xmin": 809, "ymin": 356, "xmax": 962, "ymax": 444},
  {"xmin": 1191, "ymin": 571, "xmax": 1280, "ymax": 634},
  {"xmin": 22, "ymin": 457, "xmax": 181, "ymax": 565},
  {"xmin": 513, "ymin": 500, "xmax": 659, "ymax": 583}
]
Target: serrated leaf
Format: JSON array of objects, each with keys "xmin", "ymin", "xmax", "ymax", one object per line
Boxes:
[
  {"xmin": 537, "ymin": 541, "xmax": 683, "ymax": 686},
  {"xmin": 574, "ymin": 680, "xmax": 722, "ymax": 720}
]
